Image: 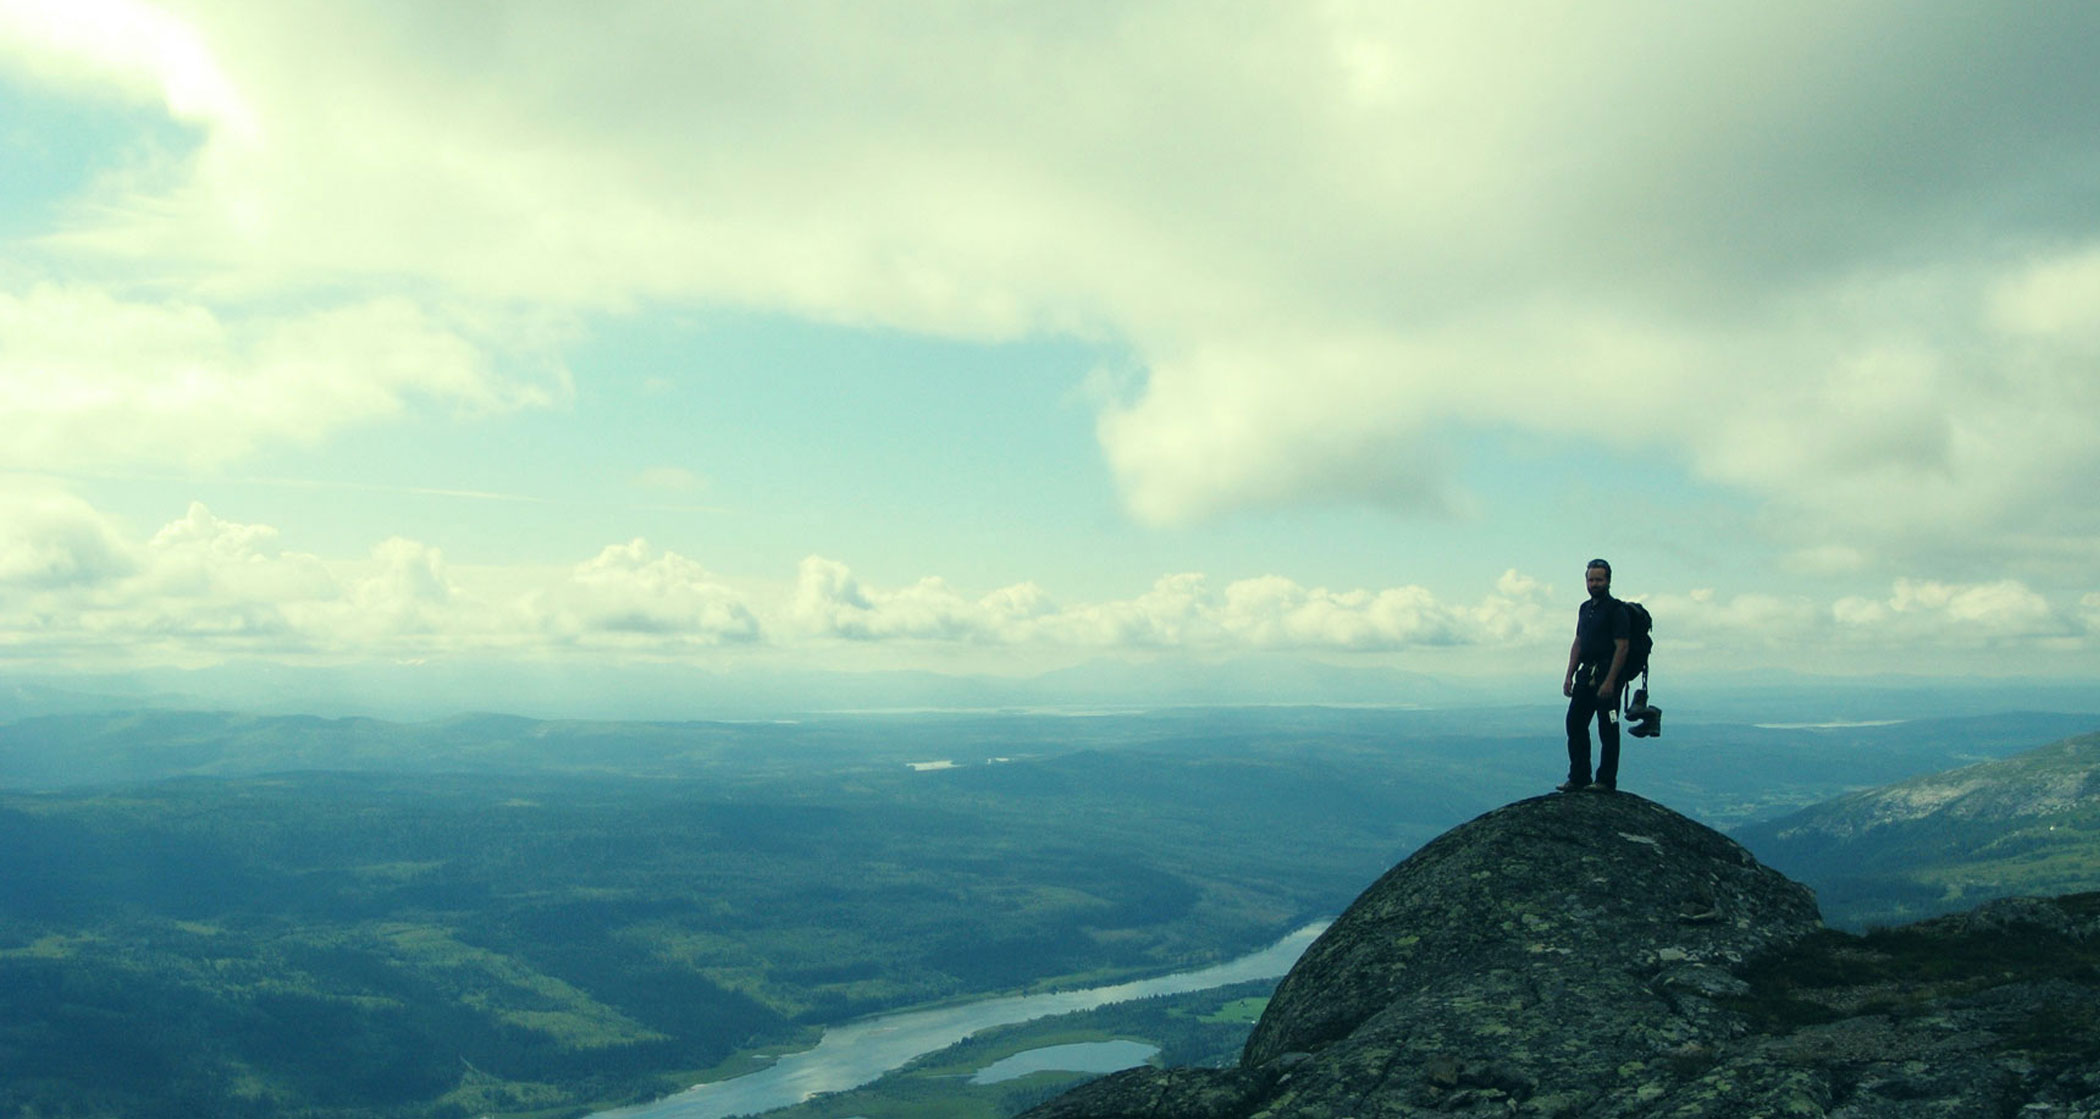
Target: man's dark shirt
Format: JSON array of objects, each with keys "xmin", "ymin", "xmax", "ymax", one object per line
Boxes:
[{"xmin": 1576, "ymin": 595, "xmax": 1630, "ymax": 670}]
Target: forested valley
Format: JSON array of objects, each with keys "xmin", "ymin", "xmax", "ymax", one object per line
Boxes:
[
  {"xmin": 1, "ymin": 711, "xmax": 1446, "ymax": 1118},
  {"xmin": 4, "ymin": 705, "xmax": 2093, "ymax": 1117}
]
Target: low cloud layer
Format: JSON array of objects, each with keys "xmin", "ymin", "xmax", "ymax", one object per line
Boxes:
[
  {"xmin": 531, "ymin": 539, "xmax": 760, "ymax": 646},
  {"xmin": 1, "ymin": 497, "xmax": 2091, "ymax": 677},
  {"xmin": 785, "ymin": 558, "xmax": 1554, "ymax": 652}
]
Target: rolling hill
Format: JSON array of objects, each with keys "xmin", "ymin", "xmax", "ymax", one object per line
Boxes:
[{"xmin": 1734, "ymin": 729, "xmax": 2100, "ymax": 928}]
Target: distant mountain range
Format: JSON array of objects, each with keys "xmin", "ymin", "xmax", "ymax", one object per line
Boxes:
[
  {"xmin": 7, "ymin": 658, "xmax": 2099, "ymax": 724},
  {"xmin": 1734, "ymin": 730, "xmax": 2100, "ymax": 928},
  {"xmin": 0, "ymin": 658, "xmax": 1475, "ymax": 723}
]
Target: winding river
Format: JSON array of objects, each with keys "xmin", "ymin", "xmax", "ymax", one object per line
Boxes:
[{"xmin": 602, "ymin": 921, "xmax": 1328, "ymax": 1119}]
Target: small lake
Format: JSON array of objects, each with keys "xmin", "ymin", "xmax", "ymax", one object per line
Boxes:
[
  {"xmin": 601, "ymin": 921, "xmax": 1327, "ymax": 1119},
  {"xmin": 969, "ymin": 1039, "xmax": 1160, "ymax": 1085}
]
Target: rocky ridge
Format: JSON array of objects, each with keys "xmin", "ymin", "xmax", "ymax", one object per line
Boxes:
[{"xmin": 1023, "ymin": 791, "xmax": 2100, "ymax": 1118}]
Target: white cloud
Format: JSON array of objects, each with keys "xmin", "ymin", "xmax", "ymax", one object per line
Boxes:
[
  {"xmin": 0, "ymin": 2, "xmax": 2070, "ymax": 569},
  {"xmin": 790, "ymin": 557, "xmax": 1555, "ymax": 653},
  {"xmin": 1095, "ymin": 335, "xmax": 1460, "ymax": 525},
  {"xmin": 349, "ymin": 537, "xmax": 455, "ymax": 638},
  {"xmin": 1646, "ymin": 589, "xmax": 1829, "ymax": 651},
  {"xmin": 1835, "ymin": 578, "xmax": 2075, "ymax": 644},
  {"xmin": 0, "ymin": 492, "xmax": 2092, "ymax": 676},
  {"xmin": 791, "ymin": 556, "xmax": 1013, "ymax": 642},
  {"xmin": 142, "ymin": 500, "xmax": 332, "ymax": 601},
  {"xmin": 1218, "ymin": 577, "xmax": 1454, "ymax": 650},
  {"xmin": 1554, "ymin": 576, "xmax": 2098, "ymax": 679},
  {"xmin": 0, "ymin": 0, "xmax": 257, "ymax": 140},
  {"xmin": 0, "ymin": 487, "xmax": 134, "ymax": 588},
  {"xmin": 0, "ymin": 502, "xmax": 761, "ymax": 662},
  {"xmin": 1647, "ymin": 576, "xmax": 2086, "ymax": 660},
  {"xmin": 1989, "ymin": 245, "xmax": 2100, "ymax": 343},
  {"xmin": 58, "ymin": 501, "xmax": 338, "ymax": 648},
  {"xmin": 3, "ymin": 2, "xmax": 2099, "ymax": 627},
  {"xmin": 0, "ymin": 286, "xmax": 565, "ymax": 472},
  {"xmin": 1047, "ymin": 572, "xmax": 1217, "ymax": 648},
  {"xmin": 534, "ymin": 539, "xmax": 759, "ymax": 643}
]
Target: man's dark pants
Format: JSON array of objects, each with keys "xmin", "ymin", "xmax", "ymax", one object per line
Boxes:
[{"xmin": 1565, "ymin": 668, "xmax": 1623, "ymax": 788}]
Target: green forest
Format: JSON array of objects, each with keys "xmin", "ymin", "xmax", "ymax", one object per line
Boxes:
[
  {"xmin": 0, "ymin": 743, "xmax": 1418, "ymax": 1118},
  {"xmin": 6, "ymin": 704, "xmax": 2095, "ymax": 1118}
]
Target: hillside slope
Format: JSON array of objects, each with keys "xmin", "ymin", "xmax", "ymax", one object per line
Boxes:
[{"xmin": 1735, "ymin": 730, "xmax": 2100, "ymax": 928}]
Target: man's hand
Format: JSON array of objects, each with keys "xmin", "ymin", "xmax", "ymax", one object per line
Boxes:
[
  {"xmin": 1563, "ymin": 676, "xmax": 1575, "ymax": 698},
  {"xmin": 1596, "ymin": 680, "xmax": 1615, "ymax": 699}
]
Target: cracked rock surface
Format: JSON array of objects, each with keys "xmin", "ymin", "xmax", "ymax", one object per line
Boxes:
[{"xmin": 1021, "ymin": 792, "xmax": 2100, "ymax": 1118}]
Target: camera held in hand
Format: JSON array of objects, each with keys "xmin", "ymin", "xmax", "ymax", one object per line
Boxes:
[{"xmin": 1626, "ymin": 688, "xmax": 1663, "ymax": 738}]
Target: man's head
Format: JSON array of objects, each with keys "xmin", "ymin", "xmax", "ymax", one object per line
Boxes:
[{"xmin": 1585, "ymin": 558, "xmax": 1612, "ymax": 599}]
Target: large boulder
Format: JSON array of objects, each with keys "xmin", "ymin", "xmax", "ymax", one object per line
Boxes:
[{"xmin": 1023, "ymin": 791, "xmax": 2100, "ymax": 1118}]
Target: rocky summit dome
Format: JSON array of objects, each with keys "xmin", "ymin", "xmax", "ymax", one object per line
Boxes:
[
  {"xmin": 1024, "ymin": 791, "xmax": 2100, "ymax": 1118},
  {"xmin": 1242, "ymin": 790, "xmax": 1820, "ymax": 1070}
]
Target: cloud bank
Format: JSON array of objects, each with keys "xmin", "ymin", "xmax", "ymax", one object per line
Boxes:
[
  {"xmin": 1, "ymin": 501, "xmax": 2091, "ymax": 676},
  {"xmin": 3, "ymin": 2, "xmax": 2097, "ymax": 580}
]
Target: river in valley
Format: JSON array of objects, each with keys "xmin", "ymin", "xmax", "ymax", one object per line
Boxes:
[{"xmin": 601, "ymin": 921, "xmax": 1328, "ymax": 1119}]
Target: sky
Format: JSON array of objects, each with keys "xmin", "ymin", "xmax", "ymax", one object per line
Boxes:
[{"xmin": 3, "ymin": 1, "xmax": 2099, "ymax": 706}]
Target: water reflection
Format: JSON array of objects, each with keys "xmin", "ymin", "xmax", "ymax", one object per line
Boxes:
[{"xmin": 969, "ymin": 1039, "xmax": 1160, "ymax": 1085}]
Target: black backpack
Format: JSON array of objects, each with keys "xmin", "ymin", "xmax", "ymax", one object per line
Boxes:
[{"xmin": 1621, "ymin": 600, "xmax": 1653, "ymax": 681}]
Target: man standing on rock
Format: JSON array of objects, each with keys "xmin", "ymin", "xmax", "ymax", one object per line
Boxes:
[{"xmin": 1561, "ymin": 558, "xmax": 1630, "ymax": 792}]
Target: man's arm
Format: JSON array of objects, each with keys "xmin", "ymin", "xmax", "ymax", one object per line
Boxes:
[{"xmin": 1564, "ymin": 636, "xmax": 1581, "ymax": 697}]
